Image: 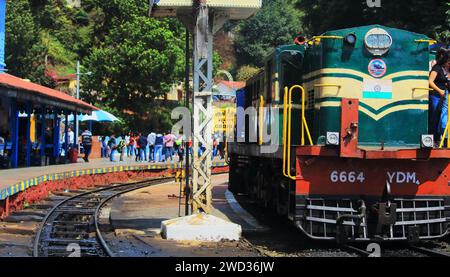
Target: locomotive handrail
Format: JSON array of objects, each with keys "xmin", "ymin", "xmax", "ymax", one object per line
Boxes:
[
  {"xmin": 308, "ymin": 36, "xmax": 343, "ymax": 45},
  {"xmin": 283, "ymin": 85, "xmax": 313, "ymax": 180},
  {"xmin": 412, "ymin": 87, "xmax": 433, "ymax": 91},
  {"xmin": 259, "ymin": 95, "xmax": 264, "ymax": 146},
  {"xmin": 314, "ymin": 84, "xmax": 342, "ymax": 88},
  {"xmin": 415, "ymin": 39, "xmax": 437, "ymax": 45},
  {"xmin": 282, "ymin": 87, "xmax": 294, "ymax": 180},
  {"xmin": 312, "ymin": 35, "xmax": 343, "ymax": 40},
  {"xmin": 439, "ymin": 96, "xmax": 450, "ymax": 149}
]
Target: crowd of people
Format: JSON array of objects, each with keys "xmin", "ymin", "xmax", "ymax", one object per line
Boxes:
[{"xmin": 99, "ymin": 132, "xmax": 226, "ymax": 163}]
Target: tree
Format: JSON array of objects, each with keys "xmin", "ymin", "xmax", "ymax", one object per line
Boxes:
[
  {"xmin": 236, "ymin": 65, "xmax": 260, "ymax": 81},
  {"xmin": 5, "ymin": 0, "xmax": 50, "ymax": 84},
  {"xmin": 234, "ymin": 0, "xmax": 303, "ymax": 67},
  {"xmin": 437, "ymin": 2, "xmax": 450, "ymax": 43},
  {"xmin": 296, "ymin": 0, "xmax": 449, "ymax": 43},
  {"xmin": 83, "ymin": 15, "xmax": 185, "ymax": 131}
]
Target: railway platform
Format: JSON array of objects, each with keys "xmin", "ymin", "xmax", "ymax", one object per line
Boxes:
[
  {"xmin": 107, "ymin": 174, "xmax": 267, "ymax": 256},
  {"xmin": 0, "ymin": 157, "xmax": 228, "ymax": 217},
  {"xmin": 110, "ymin": 174, "xmax": 265, "ymax": 234}
]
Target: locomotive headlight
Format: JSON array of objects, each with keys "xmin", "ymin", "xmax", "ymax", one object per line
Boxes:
[
  {"xmin": 421, "ymin": 135, "xmax": 434, "ymax": 148},
  {"xmin": 326, "ymin": 132, "xmax": 340, "ymax": 146},
  {"xmin": 344, "ymin": 33, "xmax": 357, "ymax": 46},
  {"xmin": 364, "ymin": 28, "xmax": 392, "ymax": 56}
]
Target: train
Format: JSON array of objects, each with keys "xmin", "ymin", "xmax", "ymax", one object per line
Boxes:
[{"xmin": 228, "ymin": 25, "xmax": 450, "ymax": 242}]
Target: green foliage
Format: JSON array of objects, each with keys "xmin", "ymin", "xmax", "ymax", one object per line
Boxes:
[
  {"xmin": 41, "ymin": 32, "xmax": 77, "ymax": 68},
  {"xmin": 436, "ymin": 2, "xmax": 450, "ymax": 43},
  {"xmin": 82, "ymin": 13, "xmax": 185, "ymax": 131},
  {"xmin": 234, "ymin": 0, "xmax": 303, "ymax": 67},
  {"xmin": 296, "ymin": 0, "xmax": 449, "ymax": 43},
  {"xmin": 5, "ymin": 0, "xmax": 50, "ymax": 85},
  {"xmin": 236, "ymin": 65, "xmax": 260, "ymax": 81},
  {"xmin": 5, "ymin": 0, "xmax": 187, "ymax": 132}
]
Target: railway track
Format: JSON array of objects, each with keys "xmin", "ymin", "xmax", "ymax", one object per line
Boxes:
[
  {"xmin": 33, "ymin": 177, "xmax": 172, "ymax": 257},
  {"xmin": 340, "ymin": 242, "xmax": 450, "ymax": 257}
]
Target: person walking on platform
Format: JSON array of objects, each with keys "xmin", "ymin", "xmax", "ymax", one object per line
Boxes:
[
  {"xmin": 176, "ymin": 134, "xmax": 184, "ymax": 162},
  {"xmin": 164, "ymin": 132, "xmax": 174, "ymax": 162},
  {"xmin": 100, "ymin": 136, "xmax": 109, "ymax": 158},
  {"xmin": 81, "ymin": 129, "xmax": 93, "ymax": 162},
  {"xmin": 134, "ymin": 134, "xmax": 141, "ymax": 162},
  {"xmin": 62, "ymin": 127, "xmax": 74, "ymax": 152},
  {"xmin": 148, "ymin": 132, "xmax": 156, "ymax": 162},
  {"xmin": 137, "ymin": 133, "xmax": 148, "ymax": 162},
  {"xmin": 108, "ymin": 134, "xmax": 117, "ymax": 162},
  {"xmin": 128, "ymin": 133, "xmax": 135, "ymax": 158},
  {"xmin": 171, "ymin": 132, "xmax": 177, "ymax": 158},
  {"xmin": 125, "ymin": 133, "xmax": 130, "ymax": 157},
  {"xmin": 155, "ymin": 133, "xmax": 164, "ymax": 162},
  {"xmin": 44, "ymin": 127, "xmax": 54, "ymax": 165},
  {"xmin": 218, "ymin": 134, "xmax": 226, "ymax": 160},
  {"xmin": 117, "ymin": 138, "xmax": 126, "ymax": 162}
]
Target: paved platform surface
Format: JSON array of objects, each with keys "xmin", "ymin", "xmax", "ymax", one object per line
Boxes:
[
  {"xmin": 0, "ymin": 157, "xmax": 227, "ymax": 200},
  {"xmin": 108, "ymin": 174, "xmax": 266, "ymax": 257},
  {"xmin": 110, "ymin": 174, "xmax": 266, "ymax": 234}
]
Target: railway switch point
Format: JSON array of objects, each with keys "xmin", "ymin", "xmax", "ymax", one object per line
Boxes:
[{"xmin": 161, "ymin": 213, "xmax": 241, "ymax": 242}]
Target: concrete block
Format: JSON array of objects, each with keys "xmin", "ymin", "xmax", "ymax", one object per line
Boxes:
[{"xmin": 161, "ymin": 213, "xmax": 241, "ymax": 242}]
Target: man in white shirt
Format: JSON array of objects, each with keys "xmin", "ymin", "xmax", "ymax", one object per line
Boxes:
[
  {"xmin": 147, "ymin": 132, "xmax": 156, "ymax": 162},
  {"xmin": 62, "ymin": 127, "xmax": 75, "ymax": 148}
]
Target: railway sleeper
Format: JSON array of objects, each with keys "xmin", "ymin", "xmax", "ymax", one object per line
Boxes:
[
  {"xmin": 45, "ymin": 245, "xmax": 103, "ymax": 256},
  {"xmin": 44, "ymin": 238, "xmax": 99, "ymax": 247}
]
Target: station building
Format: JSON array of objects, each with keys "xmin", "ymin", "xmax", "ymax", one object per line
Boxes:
[
  {"xmin": 0, "ymin": 74, "xmax": 96, "ymax": 169},
  {"xmin": 0, "ymin": 0, "xmax": 96, "ymax": 169}
]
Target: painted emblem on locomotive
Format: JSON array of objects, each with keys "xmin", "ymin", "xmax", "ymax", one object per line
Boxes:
[{"xmin": 368, "ymin": 58, "xmax": 387, "ymax": 78}]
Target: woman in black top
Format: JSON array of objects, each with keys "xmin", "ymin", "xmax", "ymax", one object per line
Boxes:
[{"xmin": 429, "ymin": 50, "xmax": 450, "ymax": 141}]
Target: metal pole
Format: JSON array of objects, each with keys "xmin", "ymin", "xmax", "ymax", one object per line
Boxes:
[
  {"xmin": 192, "ymin": 1, "xmax": 213, "ymax": 213},
  {"xmin": 184, "ymin": 28, "xmax": 190, "ymax": 216},
  {"xmin": 75, "ymin": 61, "xmax": 80, "ymax": 151}
]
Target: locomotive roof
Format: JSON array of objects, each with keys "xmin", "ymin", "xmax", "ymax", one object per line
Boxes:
[{"xmin": 322, "ymin": 24, "xmax": 432, "ymax": 40}]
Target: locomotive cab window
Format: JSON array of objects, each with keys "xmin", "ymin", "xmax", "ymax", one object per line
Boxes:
[{"xmin": 280, "ymin": 51, "xmax": 304, "ymax": 101}]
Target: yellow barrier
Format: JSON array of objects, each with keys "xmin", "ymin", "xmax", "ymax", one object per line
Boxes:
[
  {"xmin": 282, "ymin": 85, "xmax": 313, "ymax": 180},
  {"xmin": 439, "ymin": 96, "xmax": 450, "ymax": 149},
  {"xmin": 259, "ymin": 95, "xmax": 264, "ymax": 146}
]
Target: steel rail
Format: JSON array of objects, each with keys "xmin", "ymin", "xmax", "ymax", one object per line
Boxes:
[
  {"xmin": 33, "ymin": 177, "xmax": 172, "ymax": 257},
  {"xmin": 408, "ymin": 245, "xmax": 450, "ymax": 258},
  {"xmin": 94, "ymin": 178, "xmax": 174, "ymax": 257}
]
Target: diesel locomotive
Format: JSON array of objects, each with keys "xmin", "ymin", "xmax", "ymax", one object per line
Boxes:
[{"xmin": 228, "ymin": 25, "xmax": 450, "ymax": 242}]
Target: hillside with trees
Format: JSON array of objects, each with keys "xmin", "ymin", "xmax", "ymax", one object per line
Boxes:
[{"xmin": 4, "ymin": 0, "xmax": 449, "ymax": 131}]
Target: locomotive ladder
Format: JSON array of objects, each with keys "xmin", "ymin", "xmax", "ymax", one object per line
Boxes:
[{"xmin": 282, "ymin": 85, "xmax": 313, "ymax": 180}]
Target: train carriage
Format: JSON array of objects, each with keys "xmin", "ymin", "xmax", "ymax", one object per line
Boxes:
[{"xmin": 229, "ymin": 25, "xmax": 450, "ymax": 242}]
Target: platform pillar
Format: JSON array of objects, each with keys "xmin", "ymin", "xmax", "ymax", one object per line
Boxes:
[
  {"xmin": 25, "ymin": 102, "xmax": 32, "ymax": 167},
  {"xmin": 191, "ymin": 2, "xmax": 214, "ymax": 213},
  {"xmin": 40, "ymin": 106, "xmax": 46, "ymax": 165},
  {"xmin": 73, "ymin": 113, "xmax": 78, "ymax": 149},
  {"xmin": 9, "ymin": 98, "xmax": 18, "ymax": 168},
  {"xmin": 53, "ymin": 110, "xmax": 61, "ymax": 161},
  {"xmin": 64, "ymin": 112, "xmax": 69, "ymax": 159}
]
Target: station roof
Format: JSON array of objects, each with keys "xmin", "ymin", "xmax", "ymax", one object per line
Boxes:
[
  {"xmin": 152, "ymin": 0, "xmax": 262, "ymax": 20},
  {"xmin": 0, "ymin": 73, "xmax": 97, "ymax": 114}
]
